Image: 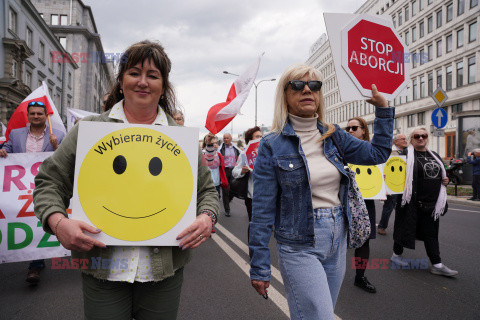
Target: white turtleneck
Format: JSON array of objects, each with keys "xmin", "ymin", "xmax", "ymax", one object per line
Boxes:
[{"xmin": 289, "ymin": 113, "xmax": 341, "ymax": 209}]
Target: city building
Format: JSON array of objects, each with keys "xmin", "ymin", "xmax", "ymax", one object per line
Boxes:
[
  {"xmin": 31, "ymin": 0, "xmax": 114, "ymax": 113},
  {"xmin": 0, "ymin": 0, "xmax": 78, "ymax": 125},
  {"xmin": 307, "ymin": 0, "xmax": 480, "ymax": 178}
]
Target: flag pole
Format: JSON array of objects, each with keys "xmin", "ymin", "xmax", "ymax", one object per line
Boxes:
[{"xmin": 47, "ymin": 115, "xmax": 53, "ymax": 135}]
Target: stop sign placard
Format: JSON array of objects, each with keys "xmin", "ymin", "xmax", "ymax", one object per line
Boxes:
[{"xmin": 341, "ymin": 15, "xmax": 409, "ymax": 100}]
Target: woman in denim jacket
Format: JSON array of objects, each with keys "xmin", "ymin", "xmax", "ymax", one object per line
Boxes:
[{"xmin": 249, "ymin": 64, "xmax": 393, "ymax": 320}]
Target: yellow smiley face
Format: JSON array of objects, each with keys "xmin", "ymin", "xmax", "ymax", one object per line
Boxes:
[
  {"xmin": 384, "ymin": 156, "xmax": 406, "ymax": 193},
  {"xmin": 349, "ymin": 164, "xmax": 383, "ymax": 198},
  {"xmin": 78, "ymin": 127, "xmax": 193, "ymax": 241}
]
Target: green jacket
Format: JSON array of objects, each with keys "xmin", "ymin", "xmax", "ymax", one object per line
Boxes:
[{"xmin": 33, "ymin": 110, "xmax": 219, "ymax": 281}]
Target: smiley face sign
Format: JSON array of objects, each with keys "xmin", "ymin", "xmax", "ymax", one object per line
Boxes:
[
  {"xmin": 383, "ymin": 156, "xmax": 406, "ymax": 194},
  {"xmin": 72, "ymin": 123, "xmax": 198, "ymax": 245},
  {"xmin": 349, "ymin": 164, "xmax": 386, "ymax": 199}
]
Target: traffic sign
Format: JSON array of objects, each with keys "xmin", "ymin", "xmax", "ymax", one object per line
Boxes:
[
  {"xmin": 433, "ymin": 128, "xmax": 445, "ymax": 137},
  {"xmin": 431, "ymin": 87, "xmax": 448, "ymax": 107},
  {"xmin": 431, "ymin": 108, "xmax": 447, "ymax": 129},
  {"xmin": 341, "ymin": 15, "xmax": 409, "ymax": 100}
]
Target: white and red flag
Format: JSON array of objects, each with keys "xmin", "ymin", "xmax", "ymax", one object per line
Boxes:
[
  {"xmin": 205, "ymin": 53, "xmax": 263, "ymax": 134},
  {"xmin": 5, "ymin": 81, "xmax": 66, "ymax": 141}
]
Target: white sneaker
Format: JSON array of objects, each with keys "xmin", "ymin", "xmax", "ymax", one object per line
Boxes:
[
  {"xmin": 391, "ymin": 255, "xmax": 409, "ymax": 268},
  {"xmin": 430, "ymin": 264, "xmax": 458, "ymax": 277}
]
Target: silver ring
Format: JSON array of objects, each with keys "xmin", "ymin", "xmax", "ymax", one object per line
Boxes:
[{"xmin": 198, "ymin": 234, "xmax": 204, "ymax": 240}]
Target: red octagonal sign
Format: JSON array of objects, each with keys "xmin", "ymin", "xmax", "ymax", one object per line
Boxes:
[{"xmin": 342, "ymin": 15, "xmax": 409, "ymax": 100}]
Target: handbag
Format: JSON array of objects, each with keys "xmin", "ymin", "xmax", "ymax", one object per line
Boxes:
[
  {"xmin": 331, "ymin": 135, "xmax": 371, "ymax": 249},
  {"xmin": 229, "ymin": 171, "xmax": 250, "ymax": 200}
]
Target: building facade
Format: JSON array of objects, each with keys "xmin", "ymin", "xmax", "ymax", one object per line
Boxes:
[
  {"xmin": 307, "ymin": 0, "xmax": 480, "ymax": 169},
  {"xmin": 0, "ymin": 0, "xmax": 77, "ymax": 125},
  {"xmin": 31, "ymin": 0, "xmax": 114, "ymax": 113}
]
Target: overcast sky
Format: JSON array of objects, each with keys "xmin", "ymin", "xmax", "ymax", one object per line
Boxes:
[{"xmin": 83, "ymin": 0, "xmax": 361, "ymax": 139}]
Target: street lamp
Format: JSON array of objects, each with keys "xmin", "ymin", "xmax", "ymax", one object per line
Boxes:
[{"xmin": 223, "ymin": 71, "xmax": 276, "ymax": 126}]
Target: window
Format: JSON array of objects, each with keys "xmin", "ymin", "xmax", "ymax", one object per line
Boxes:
[
  {"xmin": 412, "ymin": 51, "xmax": 417, "ymax": 68},
  {"xmin": 59, "ymin": 36, "xmax": 67, "ymax": 49},
  {"xmin": 412, "ymin": 1, "xmax": 417, "ymax": 16},
  {"xmin": 451, "ymin": 104, "xmax": 463, "ymax": 119},
  {"xmin": 446, "ymin": 34, "xmax": 452, "ymax": 52},
  {"xmin": 428, "ymin": 73, "xmax": 433, "ymax": 95},
  {"xmin": 26, "ymin": 27, "xmax": 33, "ymax": 48},
  {"xmin": 418, "ymin": 112, "xmax": 425, "ymax": 125},
  {"xmin": 393, "ymin": 16, "xmax": 397, "ymax": 28},
  {"xmin": 468, "ymin": 56, "xmax": 476, "ymax": 83},
  {"xmin": 428, "ymin": 16, "xmax": 433, "ymax": 33},
  {"xmin": 57, "ymin": 61, "xmax": 62, "ymax": 78},
  {"xmin": 420, "ymin": 21, "xmax": 424, "ymax": 38},
  {"xmin": 39, "ymin": 41, "xmax": 45, "ymax": 61},
  {"xmin": 436, "ymin": 10, "xmax": 442, "ymax": 28},
  {"xmin": 469, "ymin": 21, "xmax": 477, "ymax": 42},
  {"xmin": 458, "ymin": 0, "xmax": 465, "ymax": 15},
  {"xmin": 60, "ymin": 15, "xmax": 68, "ymax": 25},
  {"xmin": 49, "ymin": 52, "xmax": 54, "ymax": 70},
  {"xmin": 405, "ymin": 6, "xmax": 410, "ymax": 21},
  {"xmin": 399, "ymin": 11, "xmax": 403, "ymax": 25},
  {"xmin": 408, "ymin": 114, "xmax": 416, "ymax": 127},
  {"xmin": 11, "ymin": 60, "xmax": 18, "ymax": 78},
  {"xmin": 427, "ymin": 44, "xmax": 433, "ymax": 62},
  {"xmin": 472, "ymin": 0, "xmax": 479, "ymax": 8},
  {"xmin": 25, "ymin": 70, "xmax": 32, "ymax": 87},
  {"xmin": 8, "ymin": 7, "xmax": 17, "ymax": 33},
  {"xmin": 428, "ymin": 0, "xmax": 433, "ymax": 4},
  {"xmin": 420, "ymin": 76, "xmax": 425, "ymax": 98},
  {"xmin": 420, "ymin": 49, "xmax": 425, "ymax": 65},
  {"xmin": 412, "ymin": 79, "xmax": 418, "ymax": 100},
  {"xmin": 412, "ymin": 26, "xmax": 417, "ymax": 42},
  {"xmin": 436, "ymin": 39, "xmax": 442, "ymax": 57},
  {"xmin": 446, "ymin": 65, "xmax": 453, "ymax": 90},
  {"xmin": 404, "ymin": 31, "xmax": 409, "ymax": 45},
  {"xmin": 457, "ymin": 61, "xmax": 463, "ymax": 87},
  {"xmin": 40, "ymin": 13, "xmax": 44, "ymax": 18},
  {"xmin": 457, "ymin": 28, "xmax": 464, "ymax": 48},
  {"xmin": 420, "ymin": 0, "xmax": 424, "ymax": 10},
  {"xmin": 446, "ymin": 3, "xmax": 453, "ymax": 22},
  {"xmin": 68, "ymin": 72, "xmax": 72, "ymax": 87},
  {"xmin": 51, "ymin": 14, "xmax": 59, "ymax": 25},
  {"xmin": 437, "ymin": 69, "xmax": 442, "ymax": 88}
]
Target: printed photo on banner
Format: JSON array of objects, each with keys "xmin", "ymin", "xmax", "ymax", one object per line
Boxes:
[
  {"xmin": 0, "ymin": 153, "xmax": 71, "ymax": 264},
  {"xmin": 349, "ymin": 164, "xmax": 386, "ymax": 200},
  {"xmin": 72, "ymin": 122, "xmax": 199, "ymax": 246},
  {"xmin": 383, "ymin": 156, "xmax": 407, "ymax": 194},
  {"xmin": 245, "ymin": 138, "xmax": 261, "ymax": 170}
]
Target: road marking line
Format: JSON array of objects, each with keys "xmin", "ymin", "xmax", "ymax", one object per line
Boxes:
[
  {"xmin": 211, "ymin": 230, "xmax": 290, "ymax": 317},
  {"xmin": 449, "ymin": 208, "xmax": 480, "ymax": 213},
  {"xmin": 214, "ymin": 223, "xmax": 342, "ymax": 320}
]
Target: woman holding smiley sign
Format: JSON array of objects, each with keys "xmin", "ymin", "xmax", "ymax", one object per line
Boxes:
[{"xmin": 33, "ymin": 41, "xmax": 219, "ymax": 319}]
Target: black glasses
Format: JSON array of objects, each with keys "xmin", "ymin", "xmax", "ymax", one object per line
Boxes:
[
  {"xmin": 284, "ymin": 80, "xmax": 322, "ymax": 92},
  {"xmin": 413, "ymin": 134, "xmax": 428, "ymax": 140},
  {"xmin": 28, "ymin": 101, "xmax": 46, "ymax": 107},
  {"xmin": 345, "ymin": 126, "xmax": 363, "ymax": 132}
]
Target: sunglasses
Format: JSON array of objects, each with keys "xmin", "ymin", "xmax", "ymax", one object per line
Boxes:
[
  {"xmin": 345, "ymin": 126, "xmax": 363, "ymax": 132},
  {"xmin": 284, "ymin": 80, "xmax": 322, "ymax": 92},
  {"xmin": 28, "ymin": 101, "xmax": 46, "ymax": 107},
  {"xmin": 413, "ymin": 134, "xmax": 428, "ymax": 140}
]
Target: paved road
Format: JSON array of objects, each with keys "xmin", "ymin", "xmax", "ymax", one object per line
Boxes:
[{"xmin": 0, "ymin": 199, "xmax": 479, "ymax": 319}]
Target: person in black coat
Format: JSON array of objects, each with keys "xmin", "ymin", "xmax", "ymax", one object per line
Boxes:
[{"xmin": 391, "ymin": 128, "xmax": 458, "ymax": 277}]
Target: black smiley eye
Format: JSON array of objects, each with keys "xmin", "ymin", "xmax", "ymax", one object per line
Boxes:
[
  {"xmin": 391, "ymin": 166, "xmax": 395, "ymax": 172},
  {"xmin": 367, "ymin": 168, "xmax": 372, "ymax": 175},
  {"xmin": 149, "ymin": 157, "xmax": 162, "ymax": 176},
  {"xmin": 356, "ymin": 168, "xmax": 361, "ymax": 174},
  {"xmin": 399, "ymin": 166, "xmax": 403, "ymax": 172},
  {"xmin": 113, "ymin": 155, "xmax": 127, "ymax": 174}
]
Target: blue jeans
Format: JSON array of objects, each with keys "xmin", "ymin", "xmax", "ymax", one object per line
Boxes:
[
  {"xmin": 378, "ymin": 195, "xmax": 397, "ymax": 229},
  {"xmin": 277, "ymin": 206, "xmax": 347, "ymax": 320}
]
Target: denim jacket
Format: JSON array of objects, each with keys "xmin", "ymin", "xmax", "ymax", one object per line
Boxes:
[{"xmin": 249, "ymin": 107, "xmax": 394, "ymax": 281}]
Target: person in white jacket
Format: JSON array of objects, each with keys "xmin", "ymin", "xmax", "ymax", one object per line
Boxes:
[{"xmin": 232, "ymin": 126, "xmax": 263, "ymax": 238}]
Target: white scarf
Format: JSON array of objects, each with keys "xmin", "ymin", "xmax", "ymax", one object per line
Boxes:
[{"xmin": 401, "ymin": 145, "xmax": 447, "ymax": 220}]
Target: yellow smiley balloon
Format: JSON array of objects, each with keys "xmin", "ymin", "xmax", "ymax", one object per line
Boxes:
[
  {"xmin": 78, "ymin": 127, "xmax": 193, "ymax": 241},
  {"xmin": 384, "ymin": 156, "xmax": 406, "ymax": 193},
  {"xmin": 349, "ymin": 164, "xmax": 383, "ymax": 198}
]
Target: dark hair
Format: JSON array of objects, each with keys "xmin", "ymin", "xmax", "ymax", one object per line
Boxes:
[
  {"xmin": 202, "ymin": 133, "xmax": 218, "ymax": 149},
  {"xmin": 244, "ymin": 126, "xmax": 261, "ymax": 144},
  {"xmin": 347, "ymin": 117, "xmax": 370, "ymax": 142},
  {"xmin": 104, "ymin": 40, "xmax": 177, "ymax": 117},
  {"xmin": 27, "ymin": 103, "xmax": 47, "ymax": 115}
]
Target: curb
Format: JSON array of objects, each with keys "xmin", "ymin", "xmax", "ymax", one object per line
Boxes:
[{"xmin": 447, "ymin": 196, "xmax": 480, "ymax": 207}]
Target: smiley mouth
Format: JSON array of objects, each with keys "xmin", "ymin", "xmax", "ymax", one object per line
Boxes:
[{"xmin": 102, "ymin": 206, "xmax": 166, "ymax": 219}]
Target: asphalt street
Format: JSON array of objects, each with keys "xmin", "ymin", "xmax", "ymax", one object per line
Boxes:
[{"xmin": 0, "ymin": 199, "xmax": 479, "ymax": 320}]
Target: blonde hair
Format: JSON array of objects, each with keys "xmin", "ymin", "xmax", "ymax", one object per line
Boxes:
[
  {"xmin": 409, "ymin": 127, "xmax": 428, "ymax": 144},
  {"xmin": 271, "ymin": 64, "xmax": 335, "ymax": 140}
]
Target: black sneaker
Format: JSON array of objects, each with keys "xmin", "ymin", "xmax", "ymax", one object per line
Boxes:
[
  {"xmin": 225, "ymin": 211, "xmax": 231, "ymax": 217},
  {"xmin": 354, "ymin": 276, "xmax": 376, "ymax": 293}
]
